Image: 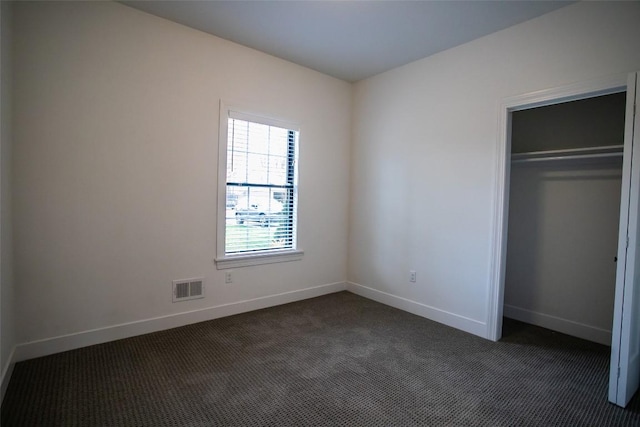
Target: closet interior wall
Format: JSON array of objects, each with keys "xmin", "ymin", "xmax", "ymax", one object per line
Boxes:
[{"xmin": 504, "ymin": 93, "xmax": 627, "ymax": 345}]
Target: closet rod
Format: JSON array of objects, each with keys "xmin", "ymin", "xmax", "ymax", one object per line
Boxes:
[
  {"xmin": 511, "ymin": 145, "xmax": 623, "ymax": 164},
  {"xmin": 511, "ymin": 152, "xmax": 622, "ymax": 164}
]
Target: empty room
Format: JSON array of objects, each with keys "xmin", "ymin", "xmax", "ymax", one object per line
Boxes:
[{"xmin": 2, "ymin": 1, "xmax": 640, "ymax": 425}]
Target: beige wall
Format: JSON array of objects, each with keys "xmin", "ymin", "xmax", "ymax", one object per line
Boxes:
[
  {"xmin": 12, "ymin": 1, "xmax": 351, "ymax": 344},
  {"xmin": 349, "ymin": 1, "xmax": 640, "ymax": 337}
]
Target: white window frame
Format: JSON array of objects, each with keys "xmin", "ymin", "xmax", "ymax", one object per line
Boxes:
[{"xmin": 215, "ymin": 101, "xmax": 303, "ymax": 269}]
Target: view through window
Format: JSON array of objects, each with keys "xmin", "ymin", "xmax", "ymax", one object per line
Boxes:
[{"xmin": 224, "ymin": 114, "xmax": 298, "ymax": 255}]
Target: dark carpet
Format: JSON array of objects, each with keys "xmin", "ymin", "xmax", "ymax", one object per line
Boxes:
[{"xmin": 3, "ymin": 291, "xmax": 640, "ymax": 426}]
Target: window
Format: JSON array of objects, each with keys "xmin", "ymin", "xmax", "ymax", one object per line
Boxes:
[{"xmin": 215, "ymin": 103, "xmax": 303, "ymax": 269}]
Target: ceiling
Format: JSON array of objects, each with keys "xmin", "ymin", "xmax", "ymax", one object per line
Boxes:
[{"xmin": 121, "ymin": 1, "xmax": 573, "ymax": 82}]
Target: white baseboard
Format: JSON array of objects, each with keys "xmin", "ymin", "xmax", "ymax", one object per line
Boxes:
[
  {"xmin": 503, "ymin": 304, "xmax": 612, "ymax": 345},
  {"xmin": 1, "ymin": 345, "xmax": 16, "ymax": 405},
  {"xmin": 346, "ymin": 282, "xmax": 487, "ymax": 338},
  {"xmin": 15, "ymin": 282, "xmax": 347, "ymax": 362}
]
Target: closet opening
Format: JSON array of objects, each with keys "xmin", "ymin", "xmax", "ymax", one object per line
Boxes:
[
  {"xmin": 502, "ymin": 92, "xmax": 627, "ymax": 346},
  {"xmin": 490, "ymin": 72, "xmax": 640, "ymax": 407}
]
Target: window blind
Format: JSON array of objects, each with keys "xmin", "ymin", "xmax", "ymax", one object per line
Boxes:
[{"xmin": 224, "ymin": 117, "xmax": 298, "ymax": 254}]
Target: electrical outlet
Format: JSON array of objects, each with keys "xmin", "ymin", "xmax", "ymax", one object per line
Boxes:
[
  {"xmin": 225, "ymin": 271, "xmax": 233, "ymax": 284},
  {"xmin": 409, "ymin": 270, "xmax": 416, "ymax": 283}
]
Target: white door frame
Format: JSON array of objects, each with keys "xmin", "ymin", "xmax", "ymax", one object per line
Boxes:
[
  {"xmin": 487, "ymin": 73, "xmax": 629, "ymax": 342},
  {"xmin": 608, "ymin": 72, "xmax": 640, "ymax": 406}
]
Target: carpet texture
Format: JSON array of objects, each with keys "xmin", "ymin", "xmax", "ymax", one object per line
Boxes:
[{"xmin": 2, "ymin": 291, "xmax": 640, "ymax": 426}]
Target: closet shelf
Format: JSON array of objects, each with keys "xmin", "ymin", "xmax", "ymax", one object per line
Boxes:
[{"xmin": 511, "ymin": 145, "xmax": 623, "ymax": 164}]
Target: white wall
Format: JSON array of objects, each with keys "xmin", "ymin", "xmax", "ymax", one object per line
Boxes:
[
  {"xmin": 12, "ymin": 2, "xmax": 351, "ymax": 352},
  {"xmin": 510, "ymin": 93, "xmax": 626, "ymax": 153},
  {"xmin": 349, "ymin": 1, "xmax": 640, "ymax": 338},
  {"xmin": 1, "ymin": 0, "xmax": 16, "ymax": 398},
  {"xmin": 505, "ymin": 162, "xmax": 622, "ymax": 344}
]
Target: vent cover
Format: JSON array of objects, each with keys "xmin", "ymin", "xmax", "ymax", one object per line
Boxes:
[{"xmin": 172, "ymin": 277, "xmax": 205, "ymax": 302}]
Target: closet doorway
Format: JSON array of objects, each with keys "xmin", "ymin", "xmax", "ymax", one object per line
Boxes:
[
  {"xmin": 489, "ymin": 72, "xmax": 640, "ymax": 408},
  {"xmin": 504, "ymin": 91, "xmax": 626, "ymax": 346}
]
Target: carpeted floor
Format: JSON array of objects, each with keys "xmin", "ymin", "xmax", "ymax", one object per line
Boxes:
[{"xmin": 2, "ymin": 291, "xmax": 640, "ymax": 426}]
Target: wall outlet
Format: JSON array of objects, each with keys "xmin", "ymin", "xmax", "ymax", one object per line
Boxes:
[
  {"xmin": 225, "ymin": 271, "xmax": 233, "ymax": 284},
  {"xmin": 409, "ymin": 270, "xmax": 417, "ymax": 283}
]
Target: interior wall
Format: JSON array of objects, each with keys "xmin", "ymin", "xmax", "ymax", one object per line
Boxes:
[
  {"xmin": 504, "ymin": 94, "xmax": 626, "ymax": 345},
  {"xmin": 349, "ymin": 1, "xmax": 640, "ymax": 338},
  {"xmin": 505, "ymin": 162, "xmax": 622, "ymax": 344},
  {"xmin": 13, "ymin": 1, "xmax": 351, "ymax": 346},
  {"xmin": 1, "ymin": 0, "xmax": 15, "ymax": 392},
  {"xmin": 510, "ymin": 93, "xmax": 627, "ymax": 153}
]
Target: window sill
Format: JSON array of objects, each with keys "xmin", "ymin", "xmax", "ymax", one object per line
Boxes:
[{"xmin": 215, "ymin": 249, "xmax": 304, "ymax": 270}]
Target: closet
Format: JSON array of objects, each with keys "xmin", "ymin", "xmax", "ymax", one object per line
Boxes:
[{"xmin": 503, "ymin": 92, "xmax": 627, "ymax": 345}]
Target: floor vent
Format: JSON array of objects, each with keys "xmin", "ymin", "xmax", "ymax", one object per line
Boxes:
[{"xmin": 172, "ymin": 277, "xmax": 205, "ymax": 302}]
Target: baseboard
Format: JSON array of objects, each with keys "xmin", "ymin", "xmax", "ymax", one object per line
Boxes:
[
  {"xmin": 15, "ymin": 282, "xmax": 347, "ymax": 362},
  {"xmin": 503, "ymin": 304, "xmax": 612, "ymax": 345},
  {"xmin": 346, "ymin": 282, "xmax": 487, "ymax": 338},
  {"xmin": 1, "ymin": 345, "xmax": 16, "ymax": 405}
]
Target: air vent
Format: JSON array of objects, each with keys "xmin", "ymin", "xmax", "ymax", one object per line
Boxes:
[{"xmin": 172, "ymin": 277, "xmax": 205, "ymax": 302}]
